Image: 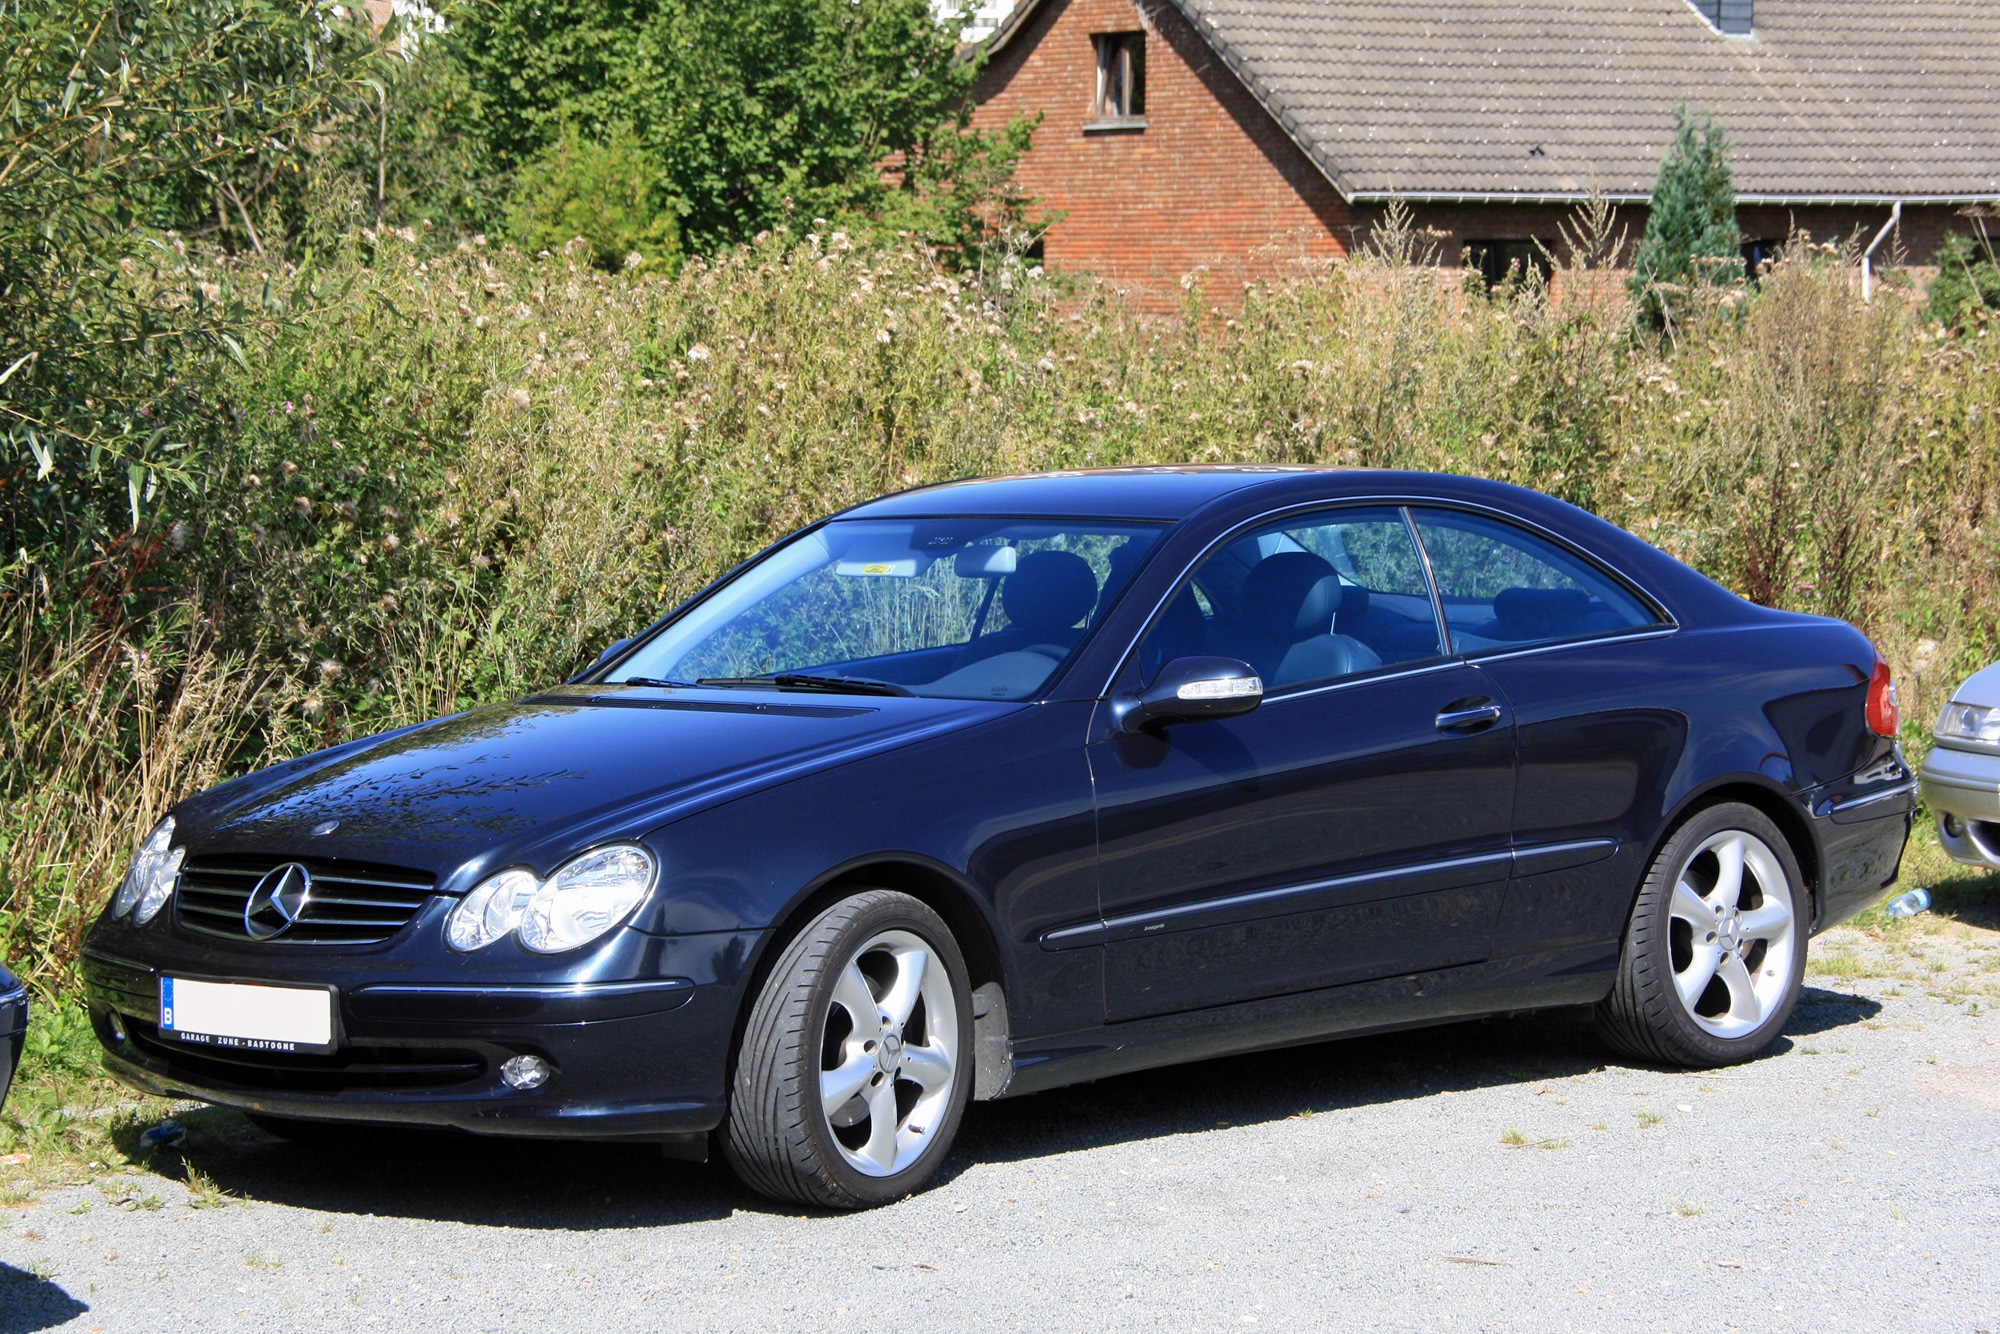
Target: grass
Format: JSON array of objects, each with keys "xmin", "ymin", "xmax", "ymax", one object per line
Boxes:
[{"xmin": 1637, "ymin": 1108, "xmax": 1666, "ymax": 1128}]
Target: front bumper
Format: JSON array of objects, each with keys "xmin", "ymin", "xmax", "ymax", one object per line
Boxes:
[
  {"xmin": 1917, "ymin": 743, "xmax": 2000, "ymax": 869},
  {"xmin": 80, "ymin": 929, "xmax": 755, "ymax": 1140}
]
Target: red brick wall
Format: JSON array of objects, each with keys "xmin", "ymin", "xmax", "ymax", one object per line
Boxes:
[{"xmin": 970, "ymin": 0, "xmax": 1353, "ymax": 311}]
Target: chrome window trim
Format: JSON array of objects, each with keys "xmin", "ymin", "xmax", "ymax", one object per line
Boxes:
[
  {"xmin": 1450, "ymin": 625, "xmax": 1682, "ymax": 666},
  {"xmin": 1253, "ymin": 656, "xmax": 1465, "ymax": 707},
  {"xmin": 1092, "ymin": 494, "xmax": 1678, "ymax": 700}
]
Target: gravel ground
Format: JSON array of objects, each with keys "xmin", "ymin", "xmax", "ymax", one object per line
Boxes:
[{"xmin": 3, "ymin": 979, "xmax": 1997, "ymax": 1334}]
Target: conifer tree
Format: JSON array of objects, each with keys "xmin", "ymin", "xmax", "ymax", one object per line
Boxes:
[{"xmin": 1629, "ymin": 102, "xmax": 1742, "ymax": 326}]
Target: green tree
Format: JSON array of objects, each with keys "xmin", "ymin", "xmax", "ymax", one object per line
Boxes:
[
  {"xmin": 1629, "ymin": 103, "xmax": 1742, "ymax": 327},
  {"xmin": 0, "ymin": 0, "xmax": 383, "ymax": 569},
  {"xmin": 322, "ymin": 18, "xmax": 509, "ymax": 233},
  {"xmin": 456, "ymin": 0, "xmax": 983, "ymax": 254},
  {"xmin": 505, "ymin": 125, "xmax": 680, "ymax": 271}
]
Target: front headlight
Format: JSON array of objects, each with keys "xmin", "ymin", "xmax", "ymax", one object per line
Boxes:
[
  {"xmin": 520, "ymin": 845, "xmax": 656, "ymax": 954},
  {"xmin": 445, "ymin": 845, "xmax": 655, "ymax": 954},
  {"xmin": 134, "ymin": 846, "xmax": 186, "ymax": 925},
  {"xmin": 1937, "ymin": 701, "xmax": 2000, "ymax": 745},
  {"xmin": 112, "ymin": 818, "xmax": 176, "ymax": 920},
  {"xmin": 445, "ymin": 868, "xmax": 539, "ymax": 952}
]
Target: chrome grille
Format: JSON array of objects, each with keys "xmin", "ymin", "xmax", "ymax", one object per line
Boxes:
[{"xmin": 174, "ymin": 855, "xmax": 435, "ymax": 946}]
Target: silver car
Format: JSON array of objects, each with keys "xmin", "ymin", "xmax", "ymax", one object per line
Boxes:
[{"xmin": 1919, "ymin": 662, "xmax": 2000, "ymax": 869}]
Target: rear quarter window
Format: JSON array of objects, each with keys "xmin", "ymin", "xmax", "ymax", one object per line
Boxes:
[{"xmin": 1410, "ymin": 508, "xmax": 1663, "ymax": 654}]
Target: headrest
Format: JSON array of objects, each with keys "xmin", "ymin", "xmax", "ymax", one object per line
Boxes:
[
  {"xmin": 1493, "ymin": 586, "xmax": 1589, "ymax": 632},
  {"xmin": 1237, "ymin": 552, "xmax": 1343, "ymax": 642},
  {"xmin": 1002, "ymin": 550, "xmax": 1099, "ymax": 632}
]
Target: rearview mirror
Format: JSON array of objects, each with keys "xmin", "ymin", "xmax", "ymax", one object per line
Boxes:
[
  {"xmin": 1114, "ymin": 656, "xmax": 1263, "ymax": 732},
  {"xmin": 953, "ymin": 545, "xmax": 1018, "ymax": 579}
]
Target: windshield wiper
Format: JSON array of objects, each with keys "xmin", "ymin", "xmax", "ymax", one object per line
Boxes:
[
  {"xmin": 696, "ymin": 673, "xmax": 913, "ymax": 697},
  {"xmin": 613, "ymin": 676, "xmax": 704, "ymax": 689}
]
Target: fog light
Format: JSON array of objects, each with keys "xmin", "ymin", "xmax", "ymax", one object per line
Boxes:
[
  {"xmin": 500, "ymin": 1054, "xmax": 553, "ymax": 1091},
  {"xmin": 1942, "ymin": 814, "xmax": 1967, "ymax": 838},
  {"xmin": 107, "ymin": 1012, "xmax": 128, "ymax": 1043}
]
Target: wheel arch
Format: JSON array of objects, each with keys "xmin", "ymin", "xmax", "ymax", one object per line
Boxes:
[
  {"xmin": 1648, "ymin": 775, "xmax": 1824, "ymax": 925},
  {"xmin": 725, "ymin": 854, "xmax": 1011, "ymax": 1092}
]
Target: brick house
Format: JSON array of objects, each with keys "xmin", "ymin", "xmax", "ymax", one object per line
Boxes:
[{"xmin": 966, "ymin": 0, "xmax": 2000, "ymax": 307}]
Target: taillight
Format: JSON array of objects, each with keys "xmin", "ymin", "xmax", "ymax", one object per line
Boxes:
[{"xmin": 1866, "ymin": 652, "xmax": 1900, "ymax": 737}]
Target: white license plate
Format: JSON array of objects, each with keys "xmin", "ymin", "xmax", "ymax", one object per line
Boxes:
[{"xmin": 160, "ymin": 978, "xmax": 336, "ymax": 1054}]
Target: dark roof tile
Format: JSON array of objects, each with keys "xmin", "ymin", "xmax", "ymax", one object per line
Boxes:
[{"xmin": 1162, "ymin": 0, "xmax": 2000, "ymax": 198}]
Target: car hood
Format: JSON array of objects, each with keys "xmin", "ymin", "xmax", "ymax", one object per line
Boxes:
[
  {"xmin": 1946, "ymin": 660, "xmax": 2000, "ymax": 710},
  {"xmin": 174, "ymin": 685, "xmax": 1014, "ymax": 887}
]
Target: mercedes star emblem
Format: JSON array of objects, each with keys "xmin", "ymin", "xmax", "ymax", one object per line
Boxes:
[{"xmin": 244, "ymin": 863, "xmax": 313, "ymax": 939}]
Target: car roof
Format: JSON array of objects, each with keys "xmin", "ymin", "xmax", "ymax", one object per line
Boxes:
[{"xmin": 838, "ymin": 465, "xmax": 1362, "ymax": 521}]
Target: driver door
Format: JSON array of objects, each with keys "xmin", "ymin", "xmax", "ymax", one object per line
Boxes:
[{"xmin": 1080, "ymin": 506, "xmax": 1518, "ymax": 1022}]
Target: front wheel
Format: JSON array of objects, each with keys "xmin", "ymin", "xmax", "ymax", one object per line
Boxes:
[
  {"xmin": 1595, "ymin": 803, "xmax": 1807, "ymax": 1067},
  {"xmin": 723, "ymin": 890, "xmax": 973, "ymax": 1208}
]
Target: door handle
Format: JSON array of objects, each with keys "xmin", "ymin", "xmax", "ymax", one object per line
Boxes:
[{"xmin": 1436, "ymin": 698, "xmax": 1505, "ymax": 733}]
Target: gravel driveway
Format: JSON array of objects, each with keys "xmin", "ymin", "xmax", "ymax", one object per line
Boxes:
[{"xmin": 4, "ymin": 979, "xmax": 1996, "ymax": 1334}]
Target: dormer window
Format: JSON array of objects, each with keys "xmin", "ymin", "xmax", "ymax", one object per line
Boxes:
[
  {"xmin": 1091, "ymin": 32, "xmax": 1147, "ymax": 128},
  {"xmin": 1685, "ymin": 0, "xmax": 1753, "ymax": 35}
]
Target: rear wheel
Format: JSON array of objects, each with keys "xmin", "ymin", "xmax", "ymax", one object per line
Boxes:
[
  {"xmin": 723, "ymin": 890, "xmax": 973, "ymax": 1208},
  {"xmin": 1596, "ymin": 803, "xmax": 1807, "ymax": 1067}
]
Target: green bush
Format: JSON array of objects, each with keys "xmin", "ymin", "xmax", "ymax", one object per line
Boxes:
[
  {"xmin": 504, "ymin": 126, "xmax": 681, "ymax": 272},
  {"xmin": 0, "ymin": 0, "xmax": 382, "ymax": 568},
  {"xmin": 1926, "ymin": 230, "xmax": 2000, "ymax": 329}
]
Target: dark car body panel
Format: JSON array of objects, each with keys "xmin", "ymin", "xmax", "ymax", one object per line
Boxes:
[
  {"xmin": 0, "ymin": 960, "xmax": 25, "ymax": 1114},
  {"xmin": 1084, "ymin": 658, "xmax": 1516, "ymax": 1020},
  {"xmin": 83, "ymin": 467, "xmax": 1915, "ymax": 1140}
]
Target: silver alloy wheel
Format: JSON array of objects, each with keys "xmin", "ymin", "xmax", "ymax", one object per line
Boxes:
[
  {"xmin": 1666, "ymin": 829, "xmax": 1798, "ymax": 1039},
  {"xmin": 817, "ymin": 928, "xmax": 960, "ymax": 1178}
]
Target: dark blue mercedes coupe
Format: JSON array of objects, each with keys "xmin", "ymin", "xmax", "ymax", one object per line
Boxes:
[{"xmin": 85, "ymin": 467, "xmax": 1915, "ymax": 1206}]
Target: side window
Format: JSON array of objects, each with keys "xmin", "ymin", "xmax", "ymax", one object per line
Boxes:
[
  {"xmin": 1136, "ymin": 508, "xmax": 1444, "ymax": 691},
  {"xmin": 1409, "ymin": 509, "xmax": 1661, "ymax": 654}
]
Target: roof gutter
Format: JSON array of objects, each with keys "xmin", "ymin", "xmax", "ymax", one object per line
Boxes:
[{"xmin": 1862, "ymin": 201, "xmax": 1903, "ymax": 302}]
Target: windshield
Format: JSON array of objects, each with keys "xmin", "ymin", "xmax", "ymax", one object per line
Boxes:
[{"xmin": 608, "ymin": 518, "xmax": 1166, "ymax": 701}]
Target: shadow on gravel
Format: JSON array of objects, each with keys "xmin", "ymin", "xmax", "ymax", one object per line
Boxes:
[
  {"xmin": 947, "ymin": 989, "xmax": 1886, "ymax": 1183},
  {"xmin": 0, "ymin": 1263, "xmax": 89, "ymax": 1334},
  {"xmin": 134, "ymin": 988, "xmax": 1889, "ymax": 1224},
  {"xmin": 1786, "ymin": 986, "xmax": 1885, "ymax": 1036},
  {"xmin": 155, "ymin": 1109, "xmax": 750, "ymax": 1228}
]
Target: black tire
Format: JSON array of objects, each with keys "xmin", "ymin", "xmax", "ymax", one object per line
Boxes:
[
  {"xmin": 1595, "ymin": 802, "xmax": 1809, "ymax": 1067},
  {"xmin": 723, "ymin": 890, "xmax": 974, "ymax": 1209}
]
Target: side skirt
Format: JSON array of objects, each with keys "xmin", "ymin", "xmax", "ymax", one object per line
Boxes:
[{"xmin": 1000, "ymin": 941, "xmax": 1620, "ymax": 1098}]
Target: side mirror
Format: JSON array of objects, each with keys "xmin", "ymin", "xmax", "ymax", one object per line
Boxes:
[
  {"xmin": 1114, "ymin": 656, "xmax": 1263, "ymax": 732},
  {"xmin": 591, "ymin": 637, "xmax": 634, "ymax": 668}
]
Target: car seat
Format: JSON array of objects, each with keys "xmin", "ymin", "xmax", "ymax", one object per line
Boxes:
[
  {"xmin": 1219, "ymin": 552, "xmax": 1381, "ymax": 687},
  {"xmin": 1472, "ymin": 587, "xmax": 1591, "ymax": 641},
  {"xmin": 955, "ymin": 549, "xmax": 1100, "ymax": 668}
]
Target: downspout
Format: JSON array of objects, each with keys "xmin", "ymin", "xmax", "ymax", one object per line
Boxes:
[{"xmin": 1862, "ymin": 201, "xmax": 1903, "ymax": 302}]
